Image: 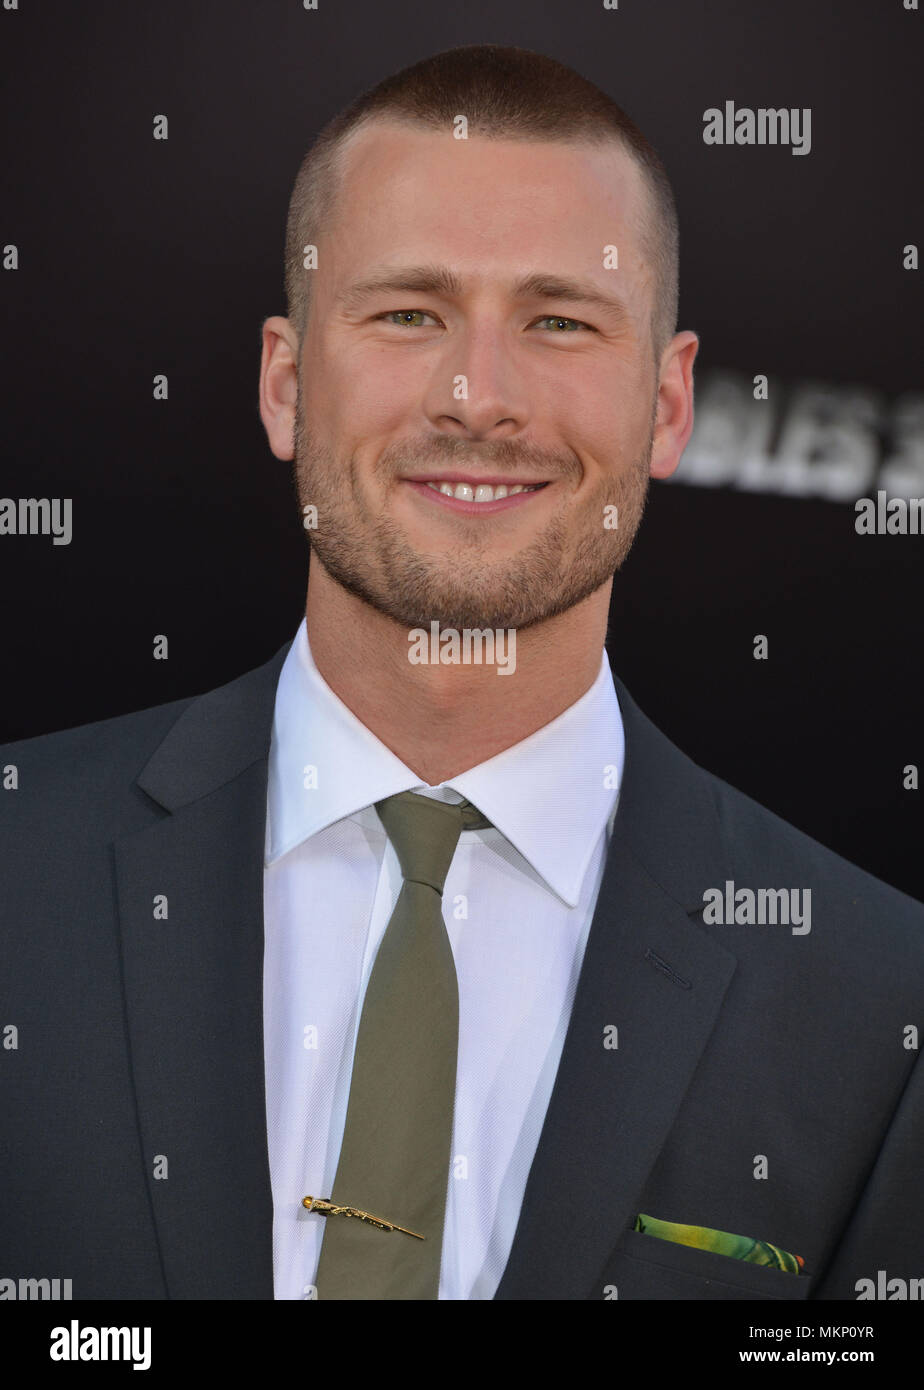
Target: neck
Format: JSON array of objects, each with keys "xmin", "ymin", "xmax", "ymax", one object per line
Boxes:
[{"xmin": 304, "ymin": 559, "xmax": 612, "ymax": 785}]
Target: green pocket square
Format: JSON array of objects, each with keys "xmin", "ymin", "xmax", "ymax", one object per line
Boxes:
[{"xmin": 634, "ymin": 1213, "xmax": 805, "ymax": 1274}]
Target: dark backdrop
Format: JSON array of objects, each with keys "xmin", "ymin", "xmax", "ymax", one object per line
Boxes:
[{"xmin": 1, "ymin": 0, "xmax": 921, "ymax": 897}]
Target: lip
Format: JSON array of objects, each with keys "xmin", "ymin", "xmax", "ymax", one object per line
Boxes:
[
  {"xmin": 402, "ymin": 479, "xmax": 550, "ymax": 516},
  {"xmin": 402, "ymin": 473, "xmax": 550, "ymax": 488}
]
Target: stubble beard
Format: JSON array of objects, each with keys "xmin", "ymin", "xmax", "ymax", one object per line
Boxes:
[{"xmin": 293, "ymin": 385, "xmax": 654, "ymax": 633}]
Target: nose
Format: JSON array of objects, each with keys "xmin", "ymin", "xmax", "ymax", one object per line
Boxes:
[{"xmin": 422, "ymin": 322, "xmax": 529, "ymax": 440}]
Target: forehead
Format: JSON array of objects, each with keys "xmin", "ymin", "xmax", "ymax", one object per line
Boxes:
[{"xmin": 319, "ymin": 119, "xmax": 652, "ymax": 298}]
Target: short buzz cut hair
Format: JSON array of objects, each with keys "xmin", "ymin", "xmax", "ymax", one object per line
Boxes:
[{"xmin": 284, "ymin": 43, "xmax": 680, "ymax": 365}]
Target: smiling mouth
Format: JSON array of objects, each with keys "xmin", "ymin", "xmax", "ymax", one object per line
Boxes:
[
  {"xmin": 423, "ymin": 480, "xmax": 547, "ymax": 503},
  {"xmin": 402, "ymin": 478, "xmax": 547, "ymax": 505},
  {"xmin": 400, "ymin": 476, "xmax": 552, "ymax": 516}
]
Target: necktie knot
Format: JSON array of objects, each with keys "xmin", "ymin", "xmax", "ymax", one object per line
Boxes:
[{"xmin": 375, "ymin": 790, "xmax": 491, "ymax": 895}]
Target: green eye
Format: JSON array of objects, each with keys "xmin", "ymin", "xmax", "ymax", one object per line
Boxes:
[
  {"xmin": 536, "ymin": 316, "xmax": 587, "ymax": 332},
  {"xmin": 382, "ymin": 310, "xmax": 435, "ymax": 326}
]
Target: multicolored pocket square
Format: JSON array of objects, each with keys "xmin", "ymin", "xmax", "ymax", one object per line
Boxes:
[{"xmin": 634, "ymin": 1213, "xmax": 805, "ymax": 1274}]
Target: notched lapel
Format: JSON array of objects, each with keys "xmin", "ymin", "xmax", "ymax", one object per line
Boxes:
[
  {"xmin": 495, "ymin": 675, "xmax": 737, "ymax": 1300},
  {"xmin": 113, "ymin": 643, "xmax": 289, "ymax": 1299}
]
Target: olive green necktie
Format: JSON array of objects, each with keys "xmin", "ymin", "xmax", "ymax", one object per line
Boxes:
[{"xmin": 313, "ymin": 790, "xmax": 491, "ymax": 1300}]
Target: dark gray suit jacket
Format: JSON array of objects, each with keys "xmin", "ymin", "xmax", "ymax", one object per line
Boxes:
[{"xmin": 2, "ymin": 640, "xmax": 922, "ymax": 1299}]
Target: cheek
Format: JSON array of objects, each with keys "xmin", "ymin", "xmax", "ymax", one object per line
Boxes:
[
  {"xmin": 314, "ymin": 343, "xmax": 418, "ymax": 431},
  {"xmin": 559, "ymin": 363, "xmax": 646, "ymax": 443},
  {"xmin": 559, "ymin": 401, "xmax": 640, "ymax": 480}
]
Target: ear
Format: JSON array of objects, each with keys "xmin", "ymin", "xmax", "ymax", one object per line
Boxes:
[
  {"xmin": 649, "ymin": 330, "xmax": 699, "ymax": 480},
  {"xmin": 258, "ymin": 316, "xmax": 300, "ymax": 462}
]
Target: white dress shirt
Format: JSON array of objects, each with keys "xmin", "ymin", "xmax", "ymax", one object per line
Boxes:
[{"xmin": 263, "ymin": 617, "xmax": 625, "ymax": 1299}]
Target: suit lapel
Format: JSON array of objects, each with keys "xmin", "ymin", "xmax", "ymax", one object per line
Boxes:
[
  {"xmin": 113, "ymin": 641, "xmax": 734, "ymax": 1300},
  {"xmin": 113, "ymin": 642, "xmax": 291, "ymax": 1299},
  {"xmin": 495, "ymin": 675, "xmax": 737, "ymax": 1298}
]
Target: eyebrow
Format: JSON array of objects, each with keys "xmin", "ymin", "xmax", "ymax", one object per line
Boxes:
[{"xmin": 337, "ymin": 264, "xmax": 633, "ymax": 327}]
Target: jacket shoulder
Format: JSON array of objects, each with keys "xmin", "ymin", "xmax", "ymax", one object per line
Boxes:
[
  {"xmin": 0, "ymin": 642, "xmax": 291, "ymax": 826},
  {"xmin": 699, "ymin": 760, "xmax": 924, "ymax": 958},
  {"xmin": 0, "ymin": 694, "xmax": 200, "ymax": 847}
]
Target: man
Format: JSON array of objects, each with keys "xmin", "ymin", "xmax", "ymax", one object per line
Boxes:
[{"xmin": 2, "ymin": 45, "xmax": 922, "ymax": 1302}]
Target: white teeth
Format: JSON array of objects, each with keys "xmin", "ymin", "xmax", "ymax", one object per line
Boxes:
[{"xmin": 424, "ymin": 481, "xmax": 542, "ymax": 502}]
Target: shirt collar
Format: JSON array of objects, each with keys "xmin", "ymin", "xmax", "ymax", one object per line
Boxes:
[{"xmin": 266, "ymin": 618, "xmax": 624, "ymax": 908}]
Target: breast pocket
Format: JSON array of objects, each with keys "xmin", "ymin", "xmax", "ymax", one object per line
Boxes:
[{"xmin": 601, "ymin": 1228, "xmax": 814, "ymax": 1300}]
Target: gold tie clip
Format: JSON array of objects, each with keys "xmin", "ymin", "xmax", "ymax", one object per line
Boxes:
[{"xmin": 302, "ymin": 1195, "xmax": 424, "ymax": 1239}]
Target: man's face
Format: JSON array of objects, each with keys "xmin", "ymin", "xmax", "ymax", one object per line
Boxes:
[{"xmin": 293, "ymin": 120, "xmax": 665, "ymax": 632}]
